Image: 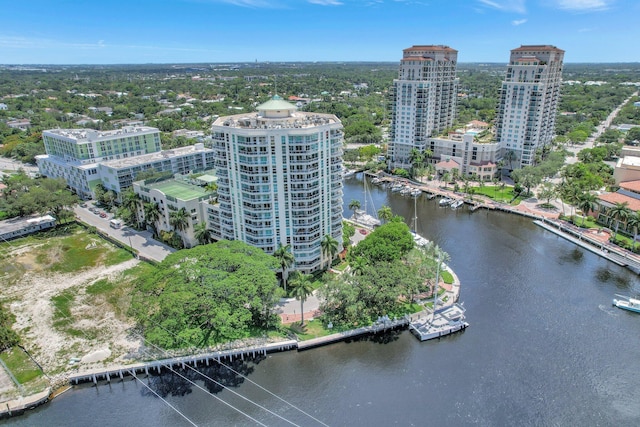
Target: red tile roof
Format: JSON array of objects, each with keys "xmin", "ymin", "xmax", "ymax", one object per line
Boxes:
[
  {"xmin": 619, "ymin": 180, "xmax": 640, "ymax": 194},
  {"xmin": 512, "ymin": 45, "xmax": 564, "ymax": 53},
  {"xmin": 598, "ymin": 193, "xmax": 640, "ymax": 211},
  {"xmin": 403, "ymin": 45, "xmax": 457, "ymax": 53}
]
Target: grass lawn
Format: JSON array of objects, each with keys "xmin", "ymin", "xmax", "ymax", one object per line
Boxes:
[
  {"xmin": 0, "ymin": 224, "xmax": 132, "ymax": 283},
  {"xmin": 441, "ymin": 271, "xmax": 454, "ymax": 284},
  {"xmin": 288, "ymin": 319, "xmax": 338, "ymax": 340},
  {"xmin": 472, "ymin": 185, "xmax": 524, "ymax": 205},
  {"xmin": 0, "ymin": 347, "xmax": 48, "ymax": 394}
]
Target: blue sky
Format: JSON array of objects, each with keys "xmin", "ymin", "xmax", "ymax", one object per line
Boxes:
[{"xmin": 1, "ymin": 0, "xmax": 638, "ymax": 64}]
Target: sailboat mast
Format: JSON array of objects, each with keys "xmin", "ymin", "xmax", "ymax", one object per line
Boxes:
[{"xmin": 433, "ymin": 254, "xmax": 441, "ymax": 321}]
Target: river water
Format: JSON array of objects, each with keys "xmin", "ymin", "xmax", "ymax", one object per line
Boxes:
[{"xmin": 6, "ymin": 174, "xmax": 640, "ymax": 426}]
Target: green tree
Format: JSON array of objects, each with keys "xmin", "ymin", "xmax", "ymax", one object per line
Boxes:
[
  {"xmin": 169, "ymin": 207, "xmax": 190, "ymax": 247},
  {"xmin": 348, "ymin": 199, "xmax": 361, "ymax": 217},
  {"xmin": 290, "ymin": 273, "xmax": 314, "ymax": 327},
  {"xmin": 609, "ymin": 202, "xmax": 632, "ymax": 240},
  {"xmin": 536, "ymin": 182, "xmax": 557, "ymax": 208},
  {"xmin": 130, "ymin": 241, "xmax": 280, "ymax": 348},
  {"xmin": 274, "ymin": 243, "xmax": 295, "ymax": 293},
  {"xmin": 626, "ymin": 211, "xmax": 640, "ymax": 251},
  {"xmin": 193, "ymin": 221, "xmax": 211, "ymax": 245},
  {"xmin": 377, "ymin": 205, "xmax": 393, "ymax": 224},
  {"xmin": 321, "ymin": 234, "xmax": 339, "ymax": 269},
  {"xmin": 143, "ymin": 202, "xmax": 161, "ymax": 237},
  {"xmin": 348, "ymin": 220, "xmax": 414, "ymax": 264},
  {"xmin": 577, "ymin": 193, "xmax": 598, "ymax": 226},
  {"xmin": 350, "ymin": 256, "xmax": 367, "ymax": 276}
]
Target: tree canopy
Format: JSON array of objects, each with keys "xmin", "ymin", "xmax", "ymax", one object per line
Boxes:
[
  {"xmin": 130, "ymin": 240, "xmax": 281, "ymax": 349},
  {"xmin": 348, "ymin": 219, "xmax": 414, "ymax": 264}
]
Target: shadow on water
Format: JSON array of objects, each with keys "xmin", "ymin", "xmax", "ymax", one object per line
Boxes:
[
  {"xmin": 142, "ymin": 354, "xmax": 266, "ymax": 398},
  {"xmin": 558, "ymin": 247, "xmax": 584, "ymax": 264},
  {"xmin": 346, "ymin": 328, "xmax": 404, "ymax": 345},
  {"xmin": 595, "ymin": 267, "xmax": 633, "ymax": 291}
]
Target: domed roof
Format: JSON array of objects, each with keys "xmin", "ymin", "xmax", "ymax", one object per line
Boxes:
[{"xmin": 256, "ymin": 95, "xmax": 297, "ymax": 112}]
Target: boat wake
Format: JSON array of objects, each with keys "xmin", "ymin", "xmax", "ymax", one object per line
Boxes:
[{"xmin": 598, "ymin": 304, "xmax": 619, "ymax": 316}]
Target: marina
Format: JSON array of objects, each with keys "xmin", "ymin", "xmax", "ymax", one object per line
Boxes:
[{"xmin": 409, "ymin": 304, "xmax": 469, "ymax": 341}]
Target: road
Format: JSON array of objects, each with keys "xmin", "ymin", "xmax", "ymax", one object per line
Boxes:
[
  {"xmin": 73, "ymin": 203, "xmax": 175, "ymax": 263},
  {"xmin": 564, "ymin": 91, "xmax": 638, "ymax": 165},
  {"xmin": 0, "ymin": 157, "xmax": 39, "ymax": 175}
]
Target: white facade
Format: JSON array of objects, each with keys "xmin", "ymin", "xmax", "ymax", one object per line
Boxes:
[
  {"xmin": 134, "ymin": 178, "xmax": 212, "ymax": 248},
  {"xmin": 428, "ymin": 133, "xmax": 500, "ymax": 180},
  {"xmin": 211, "ymin": 96, "xmax": 343, "ymax": 273},
  {"xmin": 389, "ymin": 45, "xmax": 458, "ymax": 169},
  {"xmin": 495, "ymin": 45, "xmax": 564, "ymax": 168}
]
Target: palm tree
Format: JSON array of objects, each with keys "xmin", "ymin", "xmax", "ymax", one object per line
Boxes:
[
  {"xmin": 274, "ymin": 243, "xmax": 295, "ymax": 294},
  {"xmin": 143, "ymin": 202, "xmax": 161, "ymax": 237},
  {"xmin": 377, "ymin": 205, "xmax": 393, "ymax": 224},
  {"xmin": 609, "ymin": 202, "xmax": 632, "ymax": 240},
  {"xmin": 169, "ymin": 207, "xmax": 190, "ymax": 247},
  {"xmin": 408, "ymin": 148, "xmax": 423, "ymax": 179},
  {"xmin": 626, "ymin": 211, "xmax": 640, "ymax": 251},
  {"xmin": 290, "ymin": 273, "xmax": 314, "ymax": 327},
  {"xmin": 350, "ymin": 256, "xmax": 367, "ymax": 276},
  {"xmin": 193, "ymin": 221, "xmax": 211, "ymax": 245},
  {"xmin": 321, "ymin": 234, "xmax": 339, "ymax": 269},
  {"xmin": 577, "ymin": 193, "xmax": 598, "ymax": 226},
  {"xmin": 348, "ymin": 199, "xmax": 361, "ymax": 217},
  {"xmin": 120, "ymin": 189, "xmax": 141, "ymax": 227},
  {"xmin": 504, "ymin": 150, "xmax": 516, "ymax": 170},
  {"xmin": 205, "ymin": 182, "xmax": 218, "ymax": 202}
]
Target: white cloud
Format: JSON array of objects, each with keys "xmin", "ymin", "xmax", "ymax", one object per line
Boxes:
[
  {"xmin": 554, "ymin": 0, "xmax": 612, "ymax": 11},
  {"xmin": 512, "ymin": 18, "xmax": 528, "ymax": 25},
  {"xmin": 309, "ymin": 0, "xmax": 343, "ymax": 5},
  {"xmin": 477, "ymin": 0, "xmax": 526, "ymax": 13}
]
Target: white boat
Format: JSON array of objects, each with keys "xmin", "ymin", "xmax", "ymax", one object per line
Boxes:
[
  {"xmin": 342, "ymin": 169, "xmax": 356, "ymax": 178},
  {"xmin": 409, "ymin": 253, "xmax": 468, "ymax": 341},
  {"xmin": 400, "ymin": 186, "xmax": 412, "ymax": 196},
  {"xmin": 613, "ymin": 294, "xmax": 640, "ymax": 314},
  {"xmin": 371, "ymin": 177, "xmax": 382, "ymax": 185},
  {"xmin": 391, "ymin": 183, "xmax": 404, "ymax": 192},
  {"xmin": 450, "ymin": 199, "xmax": 464, "ymax": 210},
  {"xmin": 410, "ymin": 188, "xmax": 422, "ymax": 197},
  {"xmin": 439, "ymin": 197, "xmax": 453, "ymax": 206}
]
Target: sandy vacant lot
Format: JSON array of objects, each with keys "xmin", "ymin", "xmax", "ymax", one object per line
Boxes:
[{"xmin": 1, "ymin": 238, "xmax": 145, "ymax": 381}]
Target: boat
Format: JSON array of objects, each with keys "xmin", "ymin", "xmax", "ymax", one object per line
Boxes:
[
  {"xmin": 371, "ymin": 177, "xmax": 381, "ymax": 185},
  {"xmin": 400, "ymin": 186, "xmax": 412, "ymax": 196},
  {"xmin": 342, "ymin": 169, "xmax": 356, "ymax": 178},
  {"xmin": 409, "ymin": 254, "xmax": 469, "ymax": 341},
  {"xmin": 410, "ymin": 188, "xmax": 422, "ymax": 197},
  {"xmin": 450, "ymin": 199, "xmax": 464, "ymax": 210},
  {"xmin": 612, "ymin": 294, "xmax": 640, "ymax": 314},
  {"xmin": 391, "ymin": 183, "xmax": 404, "ymax": 192},
  {"xmin": 439, "ymin": 197, "xmax": 453, "ymax": 206}
]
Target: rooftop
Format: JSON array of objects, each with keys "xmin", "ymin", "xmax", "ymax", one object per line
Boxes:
[
  {"xmin": 512, "ymin": 45, "xmax": 564, "ymax": 53},
  {"xmin": 619, "ymin": 180, "xmax": 640, "ymax": 193},
  {"xmin": 142, "ymin": 179, "xmax": 209, "ymax": 201},
  {"xmin": 44, "ymin": 126, "xmax": 159, "ymax": 142},
  {"xmin": 598, "ymin": 192, "xmax": 640, "ymax": 211},
  {"xmin": 100, "ymin": 143, "xmax": 211, "ymax": 169},
  {"xmin": 0, "ymin": 215, "xmax": 56, "ymax": 235},
  {"xmin": 403, "ymin": 45, "xmax": 457, "ymax": 53},
  {"xmin": 212, "ymin": 111, "xmax": 340, "ymax": 130}
]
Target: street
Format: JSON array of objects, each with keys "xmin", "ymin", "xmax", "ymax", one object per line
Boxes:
[{"xmin": 73, "ymin": 203, "xmax": 175, "ymax": 262}]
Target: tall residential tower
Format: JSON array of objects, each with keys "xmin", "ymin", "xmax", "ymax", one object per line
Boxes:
[
  {"xmin": 495, "ymin": 45, "xmax": 564, "ymax": 169},
  {"xmin": 210, "ymin": 96, "xmax": 343, "ymax": 274},
  {"xmin": 389, "ymin": 45, "xmax": 458, "ymax": 169}
]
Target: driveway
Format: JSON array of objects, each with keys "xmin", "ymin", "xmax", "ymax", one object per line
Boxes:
[{"xmin": 73, "ymin": 204, "xmax": 175, "ymax": 262}]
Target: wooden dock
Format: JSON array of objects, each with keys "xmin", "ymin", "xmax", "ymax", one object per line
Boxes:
[
  {"xmin": 297, "ymin": 318, "xmax": 409, "ymax": 350},
  {"xmin": 68, "ymin": 340, "xmax": 298, "ymax": 385}
]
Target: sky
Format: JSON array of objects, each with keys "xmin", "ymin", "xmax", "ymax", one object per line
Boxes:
[{"xmin": 1, "ymin": 0, "xmax": 639, "ymax": 64}]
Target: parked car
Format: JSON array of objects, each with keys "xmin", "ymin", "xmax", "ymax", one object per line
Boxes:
[{"xmin": 99, "ymin": 212, "xmax": 107, "ymax": 218}]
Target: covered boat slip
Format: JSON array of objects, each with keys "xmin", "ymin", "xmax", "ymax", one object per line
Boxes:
[{"xmin": 409, "ymin": 303, "xmax": 468, "ymax": 341}]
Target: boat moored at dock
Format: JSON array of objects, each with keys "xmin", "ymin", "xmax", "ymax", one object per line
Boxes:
[
  {"xmin": 450, "ymin": 199, "xmax": 464, "ymax": 210},
  {"xmin": 439, "ymin": 197, "xmax": 453, "ymax": 206}
]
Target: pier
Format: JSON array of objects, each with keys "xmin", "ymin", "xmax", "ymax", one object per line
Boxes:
[{"xmin": 68, "ymin": 340, "xmax": 297, "ymax": 385}]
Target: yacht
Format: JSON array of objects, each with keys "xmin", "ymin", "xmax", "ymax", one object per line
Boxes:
[
  {"xmin": 450, "ymin": 199, "xmax": 464, "ymax": 210},
  {"xmin": 439, "ymin": 197, "xmax": 453, "ymax": 206},
  {"xmin": 613, "ymin": 295, "xmax": 640, "ymax": 314}
]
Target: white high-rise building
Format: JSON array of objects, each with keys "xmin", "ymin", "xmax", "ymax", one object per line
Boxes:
[
  {"xmin": 210, "ymin": 95, "xmax": 343, "ymax": 273},
  {"xmin": 495, "ymin": 45, "xmax": 564, "ymax": 169},
  {"xmin": 389, "ymin": 45, "xmax": 458, "ymax": 169}
]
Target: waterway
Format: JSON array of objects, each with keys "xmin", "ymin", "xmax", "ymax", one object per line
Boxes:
[{"xmin": 5, "ymin": 174, "xmax": 640, "ymax": 426}]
